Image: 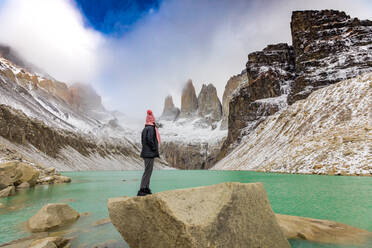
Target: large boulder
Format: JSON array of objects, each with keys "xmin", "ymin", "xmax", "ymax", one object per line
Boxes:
[
  {"xmin": 108, "ymin": 182, "xmax": 289, "ymax": 248},
  {"xmin": 197, "ymin": 84, "xmax": 222, "ymax": 122},
  {"xmin": 0, "ymin": 162, "xmax": 17, "ymax": 189},
  {"xmin": 0, "ymin": 161, "xmax": 40, "ymax": 189},
  {"xmin": 179, "ymin": 80, "xmax": 198, "ymax": 118},
  {"xmin": 27, "ymin": 203, "xmax": 80, "ymax": 232},
  {"xmin": 160, "ymin": 95, "xmax": 180, "ymax": 121},
  {"xmin": 16, "ymin": 162, "xmax": 40, "ymax": 186}
]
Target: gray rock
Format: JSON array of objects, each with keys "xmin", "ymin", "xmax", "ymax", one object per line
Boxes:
[
  {"xmin": 160, "ymin": 95, "xmax": 180, "ymax": 121},
  {"xmin": 179, "ymin": 80, "xmax": 198, "ymax": 118},
  {"xmin": 197, "ymin": 84, "xmax": 222, "ymax": 122},
  {"xmin": 108, "ymin": 182, "xmax": 289, "ymax": 248}
]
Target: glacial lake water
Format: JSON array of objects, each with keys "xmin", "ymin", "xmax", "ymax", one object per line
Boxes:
[{"xmin": 0, "ymin": 170, "xmax": 371, "ymax": 248}]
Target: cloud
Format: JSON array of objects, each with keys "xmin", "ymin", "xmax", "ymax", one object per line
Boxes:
[
  {"xmin": 98, "ymin": 0, "xmax": 372, "ymax": 118},
  {"xmin": 0, "ymin": 0, "xmax": 371, "ymax": 120},
  {"xmin": 0, "ymin": 0, "xmax": 103, "ymax": 84}
]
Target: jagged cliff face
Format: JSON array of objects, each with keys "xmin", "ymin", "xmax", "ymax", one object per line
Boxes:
[
  {"xmin": 220, "ymin": 43, "xmax": 295, "ymax": 158},
  {"xmin": 289, "ymin": 10, "xmax": 372, "ymax": 103},
  {"xmin": 214, "ymin": 73, "xmax": 372, "ymax": 176},
  {"xmin": 221, "ymin": 70, "xmax": 247, "ymax": 129},
  {"xmin": 221, "ymin": 10, "xmax": 372, "ymax": 158},
  {"xmin": 159, "ymin": 141, "xmax": 223, "ymax": 170},
  {"xmin": 197, "ymin": 84, "xmax": 222, "ymax": 122},
  {"xmin": 160, "ymin": 95, "xmax": 180, "ymax": 121},
  {"xmin": 180, "ymin": 80, "xmax": 198, "ymax": 118}
]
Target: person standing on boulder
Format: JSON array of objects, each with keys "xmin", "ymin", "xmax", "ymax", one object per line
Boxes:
[{"xmin": 138, "ymin": 110, "xmax": 161, "ymax": 196}]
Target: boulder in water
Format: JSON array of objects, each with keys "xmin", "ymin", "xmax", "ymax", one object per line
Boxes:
[
  {"xmin": 16, "ymin": 182, "xmax": 30, "ymax": 189},
  {"xmin": 29, "ymin": 237, "xmax": 70, "ymax": 248},
  {"xmin": 27, "ymin": 203, "xmax": 80, "ymax": 232},
  {"xmin": 108, "ymin": 182, "xmax": 289, "ymax": 248},
  {"xmin": 0, "ymin": 186, "xmax": 15, "ymax": 198},
  {"xmin": 276, "ymin": 214, "xmax": 372, "ymax": 246}
]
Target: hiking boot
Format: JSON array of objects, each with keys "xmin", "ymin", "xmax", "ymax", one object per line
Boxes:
[
  {"xmin": 144, "ymin": 188, "xmax": 152, "ymax": 194},
  {"xmin": 137, "ymin": 188, "xmax": 147, "ymax": 196}
]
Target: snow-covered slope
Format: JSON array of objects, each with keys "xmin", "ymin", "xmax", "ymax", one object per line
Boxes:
[
  {"xmin": 213, "ymin": 73, "xmax": 372, "ymax": 175},
  {"xmin": 0, "ymin": 55, "xmax": 168, "ymax": 170},
  {"xmin": 159, "ymin": 118, "xmax": 227, "ymax": 144},
  {"xmin": 158, "ymin": 116, "xmax": 227, "ymax": 169}
]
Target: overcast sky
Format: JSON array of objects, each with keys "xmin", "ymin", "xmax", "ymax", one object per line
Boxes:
[{"xmin": 0, "ymin": 0, "xmax": 371, "ymax": 119}]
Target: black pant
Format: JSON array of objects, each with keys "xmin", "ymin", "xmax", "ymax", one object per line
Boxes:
[{"xmin": 140, "ymin": 158, "xmax": 154, "ymax": 189}]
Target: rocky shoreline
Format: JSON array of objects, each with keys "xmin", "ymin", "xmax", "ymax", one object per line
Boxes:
[{"xmin": 0, "ymin": 145, "xmax": 71, "ymax": 198}]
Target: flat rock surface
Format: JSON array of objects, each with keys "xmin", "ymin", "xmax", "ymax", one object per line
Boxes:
[{"xmin": 276, "ymin": 214, "xmax": 372, "ymax": 246}]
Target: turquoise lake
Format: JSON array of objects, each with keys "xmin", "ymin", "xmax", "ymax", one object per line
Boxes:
[{"xmin": 0, "ymin": 170, "xmax": 371, "ymax": 247}]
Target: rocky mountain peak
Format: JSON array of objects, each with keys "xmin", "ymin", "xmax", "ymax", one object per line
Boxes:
[
  {"xmin": 220, "ymin": 9, "xmax": 372, "ymax": 159},
  {"xmin": 68, "ymin": 83, "xmax": 105, "ymax": 112},
  {"xmin": 160, "ymin": 95, "xmax": 180, "ymax": 121},
  {"xmin": 180, "ymin": 79, "xmax": 198, "ymax": 118},
  {"xmin": 197, "ymin": 83, "xmax": 222, "ymax": 122}
]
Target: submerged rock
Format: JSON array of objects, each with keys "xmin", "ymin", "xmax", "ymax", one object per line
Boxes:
[
  {"xmin": 108, "ymin": 182, "xmax": 289, "ymax": 248},
  {"xmin": 0, "ymin": 185, "xmax": 15, "ymax": 198},
  {"xmin": 29, "ymin": 237, "xmax": 70, "ymax": 248},
  {"xmin": 276, "ymin": 214, "xmax": 372, "ymax": 246},
  {"xmin": 16, "ymin": 181, "xmax": 30, "ymax": 189},
  {"xmin": 27, "ymin": 203, "xmax": 80, "ymax": 232}
]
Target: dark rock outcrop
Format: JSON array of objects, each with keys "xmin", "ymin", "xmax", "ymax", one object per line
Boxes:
[
  {"xmin": 220, "ymin": 43, "xmax": 295, "ymax": 158},
  {"xmin": 179, "ymin": 80, "xmax": 198, "ymax": 118},
  {"xmin": 197, "ymin": 84, "xmax": 222, "ymax": 122},
  {"xmin": 160, "ymin": 95, "xmax": 180, "ymax": 121},
  {"xmin": 289, "ymin": 10, "xmax": 372, "ymax": 103},
  {"xmin": 221, "ymin": 10, "xmax": 372, "ymax": 158}
]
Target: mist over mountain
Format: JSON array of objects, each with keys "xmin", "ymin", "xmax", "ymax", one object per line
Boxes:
[{"xmin": 0, "ymin": 0, "xmax": 371, "ymax": 119}]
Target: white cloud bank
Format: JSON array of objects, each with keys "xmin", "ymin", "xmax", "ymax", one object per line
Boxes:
[
  {"xmin": 0, "ymin": 0, "xmax": 103, "ymax": 83},
  {"xmin": 0, "ymin": 0, "xmax": 371, "ymax": 119}
]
